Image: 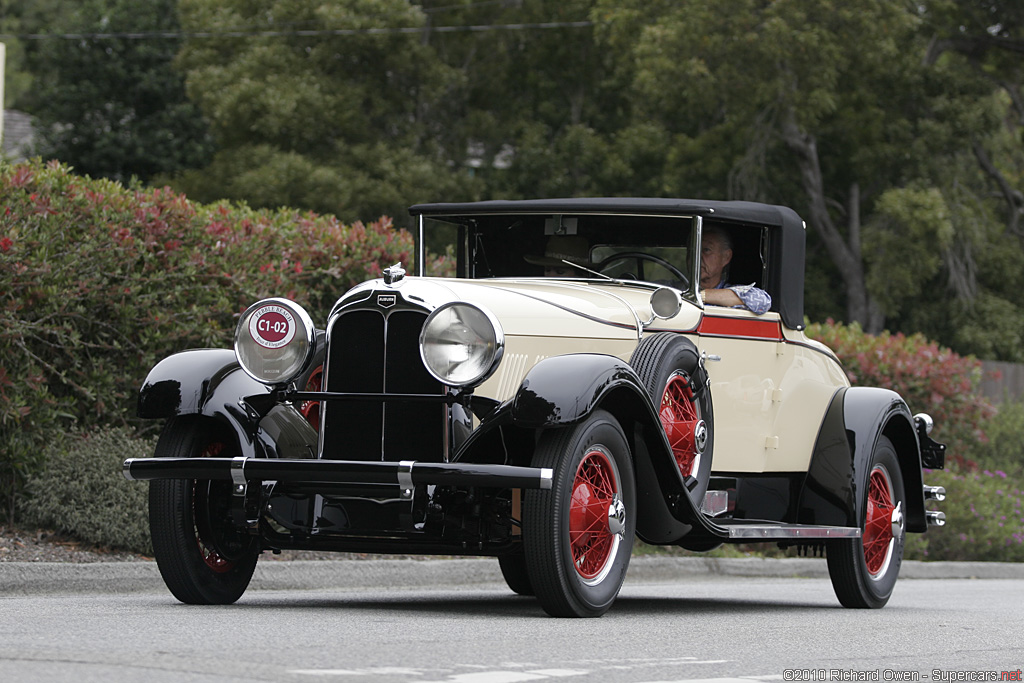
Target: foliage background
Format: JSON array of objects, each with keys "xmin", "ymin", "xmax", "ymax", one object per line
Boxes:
[
  {"xmin": 2, "ymin": 1, "xmax": 1022, "ymax": 558},
  {"xmin": 4, "ymin": 0, "xmax": 1023, "ymax": 358},
  {"xmin": 0, "ymin": 158, "xmax": 446, "ymax": 519}
]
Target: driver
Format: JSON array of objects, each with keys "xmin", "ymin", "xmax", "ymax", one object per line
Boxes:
[
  {"xmin": 699, "ymin": 226, "xmax": 771, "ymax": 314},
  {"xmin": 525, "ymin": 235, "xmax": 592, "ymax": 277}
]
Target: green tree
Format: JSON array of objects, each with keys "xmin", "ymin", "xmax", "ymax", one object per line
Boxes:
[
  {"xmin": 593, "ymin": 0, "xmax": 1008, "ymax": 337},
  {"xmin": 170, "ymin": 0, "xmax": 479, "ymax": 225},
  {"xmin": 20, "ymin": 0, "xmax": 213, "ymax": 183}
]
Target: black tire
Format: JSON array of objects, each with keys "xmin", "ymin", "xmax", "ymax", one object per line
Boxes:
[
  {"xmin": 524, "ymin": 409, "xmax": 636, "ymax": 617},
  {"xmin": 149, "ymin": 416, "xmax": 259, "ymax": 605},
  {"xmin": 630, "ymin": 333, "xmax": 714, "ymax": 507},
  {"xmin": 498, "ymin": 552, "xmax": 534, "ymax": 596},
  {"xmin": 827, "ymin": 436, "xmax": 906, "ymax": 609}
]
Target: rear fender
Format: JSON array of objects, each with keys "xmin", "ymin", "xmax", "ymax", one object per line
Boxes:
[{"xmin": 799, "ymin": 387, "xmax": 926, "ymax": 533}]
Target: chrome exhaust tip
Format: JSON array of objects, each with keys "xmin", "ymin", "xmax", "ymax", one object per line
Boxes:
[
  {"xmin": 923, "ymin": 485, "xmax": 946, "ymax": 502},
  {"xmin": 926, "ymin": 510, "xmax": 946, "ymax": 527}
]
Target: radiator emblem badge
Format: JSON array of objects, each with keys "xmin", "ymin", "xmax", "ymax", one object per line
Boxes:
[{"xmin": 377, "ymin": 294, "xmax": 397, "ymax": 309}]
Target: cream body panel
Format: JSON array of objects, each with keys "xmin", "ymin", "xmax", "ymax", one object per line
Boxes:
[
  {"xmin": 697, "ymin": 310, "xmax": 850, "ymax": 474},
  {"xmin": 476, "ymin": 334, "xmax": 638, "ymax": 403},
  {"xmin": 412, "ymin": 279, "xmax": 703, "ymax": 404},
  {"xmin": 430, "ymin": 278, "xmax": 702, "ymax": 339}
]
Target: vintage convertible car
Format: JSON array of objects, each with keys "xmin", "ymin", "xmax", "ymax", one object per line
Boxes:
[{"xmin": 124, "ymin": 198, "xmax": 947, "ymax": 617}]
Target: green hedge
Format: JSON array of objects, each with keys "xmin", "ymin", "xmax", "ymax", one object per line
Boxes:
[
  {"xmin": 19, "ymin": 427, "xmax": 155, "ymax": 554},
  {"xmin": 806, "ymin": 320, "xmax": 994, "ymax": 467},
  {"xmin": 807, "ymin": 320, "xmax": 1024, "ymax": 561},
  {"xmin": 0, "ymin": 158, "xmax": 443, "ymax": 520}
]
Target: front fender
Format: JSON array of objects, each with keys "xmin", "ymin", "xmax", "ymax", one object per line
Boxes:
[
  {"xmin": 508, "ymin": 352, "xmax": 716, "ymax": 543},
  {"xmin": 799, "ymin": 387, "xmax": 926, "ymax": 532},
  {"xmin": 510, "ymin": 353, "xmax": 653, "ymax": 428},
  {"xmin": 138, "ymin": 349, "xmax": 274, "ymax": 459}
]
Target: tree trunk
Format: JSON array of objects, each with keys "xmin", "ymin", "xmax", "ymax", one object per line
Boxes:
[{"xmin": 780, "ymin": 112, "xmax": 885, "ymax": 333}]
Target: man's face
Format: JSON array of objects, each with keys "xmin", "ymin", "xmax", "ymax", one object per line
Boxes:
[{"xmin": 700, "ymin": 233, "xmax": 732, "ymax": 289}]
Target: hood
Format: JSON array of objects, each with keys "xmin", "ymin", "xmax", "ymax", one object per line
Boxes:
[{"xmin": 337, "ymin": 276, "xmax": 701, "ymax": 339}]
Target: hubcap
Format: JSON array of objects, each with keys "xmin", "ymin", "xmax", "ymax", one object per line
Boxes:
[
  {"xmin": 660, "ymin": 372, "xmax": 704, "ymax": 480},
  {"xmin": 863, "ymin": 465, "xmax": 899, "ymax": 578},
  {"xmin": 607, "ymin": 495, "xmax": 626, "ymax": 536},
  {"xmin": 569, "ymin": 447, "xmax": 622, "ymax": 583}
]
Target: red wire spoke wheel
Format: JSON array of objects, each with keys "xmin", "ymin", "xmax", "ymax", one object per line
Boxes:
[
  {"xmin": 524, "ymin": 409, "xmax": 636, "ymax": 617},
  {"xmin": 630, "ymin": 333, "xmax": 714, "ymax": 507},
  {"xmin": 568, "ymin": 448, "xmax": 622, "ymax": 582},
  {"xmin": 827, "ymin": 436, "xmax": 906, "ymax": 609},
  {"xmin": 298, "ymin": 365, "xmax": 323, "ymax": 431},
  {"xmin": 862, "ymin": 465, "xmax": 897, "ymax": 577},
  {"xmin": 659, "ymin": 371, "xmax": 706, "ymax": 480},
  {"xmin": 192, "ymin": 440, "xmax": 235, "ymax": 574}
]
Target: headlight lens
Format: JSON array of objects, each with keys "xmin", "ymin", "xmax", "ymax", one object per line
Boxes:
[
  {"xmin": 235, "ymin": 298, "xmax": 316, "ymax": 385},
  {"xmin": 420, "ymin": 302, "xmax": 504, "ymax": 388}
]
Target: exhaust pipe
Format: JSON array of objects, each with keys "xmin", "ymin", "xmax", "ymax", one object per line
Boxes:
[
  {"xmin": 923, "ymin": 485, "xmax": 946, "ymax": 501},
  {"xmin": 926, "ymin": 510, "xmax": 946, "ymax": 527}
]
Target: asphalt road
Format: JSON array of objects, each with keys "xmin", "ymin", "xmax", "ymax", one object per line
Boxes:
[{"xmin": 1, "ymin": 558, "xmax": 1023, "ymax": 683}]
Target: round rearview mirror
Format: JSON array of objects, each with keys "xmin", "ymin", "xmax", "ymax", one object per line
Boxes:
[{"xmin": 650, "ymin": 287, "xmax": 683, "ymax": 319}]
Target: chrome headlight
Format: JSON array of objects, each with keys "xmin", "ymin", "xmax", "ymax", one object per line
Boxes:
[
  {"xmin": 419, "ymin": 302, "xmax": 504, "ymax": 388},
  {"xmin": 235, "ymin": 298, "xmax": 316, "ymax": 386}
]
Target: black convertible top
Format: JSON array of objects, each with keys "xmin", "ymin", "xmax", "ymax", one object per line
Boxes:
[
  {"xmin": 410, "ymin": 197, "xmax": 802, "ymax": 228},
  {"xmin": 409, "ymin": 198, "xmax": 807, "ymax": 329}
]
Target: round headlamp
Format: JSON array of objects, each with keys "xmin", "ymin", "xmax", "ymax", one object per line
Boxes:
[
  {"xmin": 419, "ymin": 302, "xmax": 504, "ymax": 388},
  {"xmin": 234, "ymin": 298, "xmax": 316, "ymax": 386}
]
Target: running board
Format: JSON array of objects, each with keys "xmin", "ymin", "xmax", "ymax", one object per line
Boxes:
[{"xmin": 713, "ymin": 520, "xmax": 861, "ymax": 540}]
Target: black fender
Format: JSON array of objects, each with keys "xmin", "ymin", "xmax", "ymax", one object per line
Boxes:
[
  {"xmin": 510, "ymin": 353, "xmax": 654, "ymax": 428},
  {"xmin": 507, "ymin": 353, "xmax": 711, "ymax": 542},
  {"xmin": 799, "ymin": 387, "xmax": 927, "ymax": 533},
  {"xmin": 138, "ymin": 349, "xmax": 317, "ymax": 460}
]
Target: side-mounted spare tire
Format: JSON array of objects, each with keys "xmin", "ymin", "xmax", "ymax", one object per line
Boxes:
[{"xmin": 629, "ymin": 333, "xmax": 714, "ymax": 507}]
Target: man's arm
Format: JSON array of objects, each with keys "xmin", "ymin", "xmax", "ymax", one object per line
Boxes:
[{"xmin": 701, "ymin": 284, "xmax": 772, "ymax": 315}]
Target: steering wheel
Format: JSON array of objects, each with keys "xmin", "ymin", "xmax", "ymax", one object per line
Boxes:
[{"xmin": 595, "ymin": 252, "xmax": 690, "ymax": 288}]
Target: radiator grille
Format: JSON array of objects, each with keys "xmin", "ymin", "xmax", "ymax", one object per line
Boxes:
[{"xmin": 321, "ymin": 308, "xmax": 445, "ymax": 461}]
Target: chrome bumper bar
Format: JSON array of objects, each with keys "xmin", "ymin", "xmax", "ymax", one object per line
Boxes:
[{"xmin": 123, "ymin": 457, "xmax": 553, "ymax": 491}]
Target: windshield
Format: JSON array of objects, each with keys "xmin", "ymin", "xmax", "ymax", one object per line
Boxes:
[{"xmin": 422, "ymin": 213, "xmax": 697, "ymax": 293}]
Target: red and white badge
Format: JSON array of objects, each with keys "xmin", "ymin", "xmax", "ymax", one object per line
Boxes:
[{"xmin": 248, "ymin": 304, "xmax": 296, "ymax": 349}]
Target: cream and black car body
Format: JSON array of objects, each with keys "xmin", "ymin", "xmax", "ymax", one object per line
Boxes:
[{"xmin": 125, "ymin": 198, "xmax": 947, "ymax": 617}]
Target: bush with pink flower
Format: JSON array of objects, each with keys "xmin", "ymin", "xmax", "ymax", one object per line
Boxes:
[{"xmin": 0, "ymin": 158, "xmax": 449, "ymax": 520}]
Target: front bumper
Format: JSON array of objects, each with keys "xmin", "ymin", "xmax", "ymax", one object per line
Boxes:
[{"xmin": 123, "ymin": 456, "xmax": 553, "ymax": 492}]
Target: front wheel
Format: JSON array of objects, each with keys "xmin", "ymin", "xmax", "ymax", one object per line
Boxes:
[
  {"xmin": 498, "ymin": 552, "xmax": 534, "ymax": 596},
  {"xmin": 524, "ymin": 410, "xmax": 636, "ymax": 617},
  {"xmin": 149, "ymin": 416, "xmax": 259, "ymax": 604},
  {"xmin": 827, "ymin": 435, "xmax": 906, "ymax": 609}
]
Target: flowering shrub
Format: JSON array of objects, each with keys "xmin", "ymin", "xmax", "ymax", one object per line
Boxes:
[
  {"xmin": 806, "ymin": 320, "xmax": 1024, "ymax": 561},
  {"xmin": 0, "ymin": 158, "xmax": 447, "ymax": 519},
  {"xmin": 805, "ymin": 319, "xmax": 994, "ymax": 468},
  {"xmin": 905, "ymin": 467, "xmax": 1024, "ymax": 563}
]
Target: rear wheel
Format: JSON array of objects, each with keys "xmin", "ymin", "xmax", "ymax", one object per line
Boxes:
[
  {"xmin": 524, "ymin": 410, "xmax": 635, "ymax": 617},
  {"xmin": 827, "ymin": 436, "xmax": 906, "ymax": 609},
  {"xmin": 149, "ymin": 417, "xmax": 259, "ymax": 604}
]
